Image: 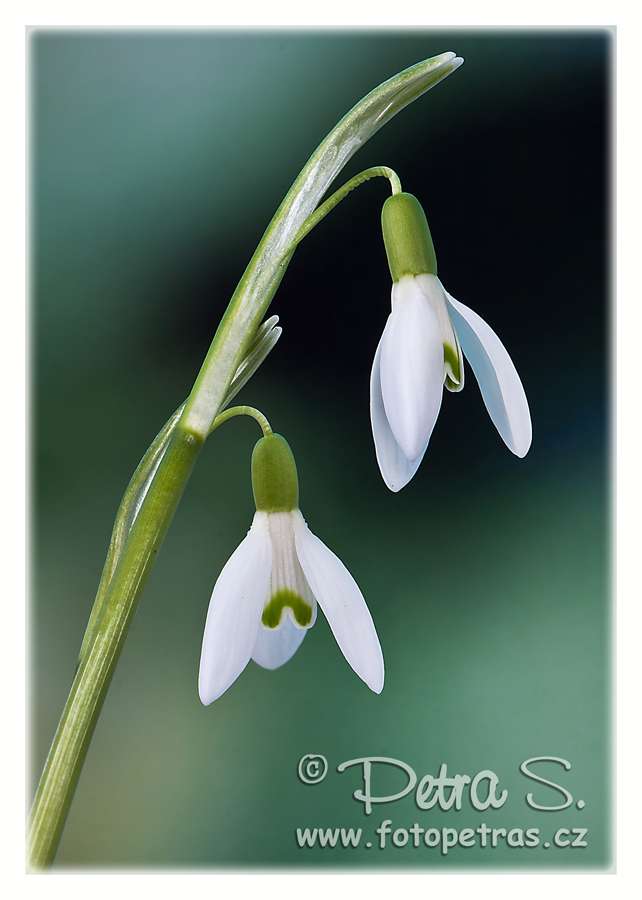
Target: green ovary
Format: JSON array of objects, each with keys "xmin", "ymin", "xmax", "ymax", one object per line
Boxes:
[{"xmin": 262, "ymin": 589, "xmax": 313, "ymax": 629}]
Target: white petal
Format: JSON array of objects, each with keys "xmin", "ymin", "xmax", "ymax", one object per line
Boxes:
[
  {"xmin": 379, "ymin": 276, "xmax": 444, "ymax": 461},
  {"xmin": 445, "ymin": 293, "xmax": 532, "ymax": 457},
  {"xmin": 293, "ymin": 512, "xmax": 384, "ymax": 694},
  {"xmin": 252, "ymin": 617, "xmax": 308, "ymax": 670},
  {"xmin": 370, "ymin": 335, "xmax": 425, "ymax": 491},
  {"xmin": 415, "ymin": 273, "xmax": 465, "ymax": 391},
  {"xmin": 198, "ymin": 512, "xmax": 272, "ymax": 705}
]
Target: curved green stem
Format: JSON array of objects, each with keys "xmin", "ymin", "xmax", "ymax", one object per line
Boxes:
[
  {"xmin": 211, "ymin": 405, "xmax": 272, "ymax": 437},
  {"xmin": 27, "ymin": 52, "xmax": 463, "ymax": 871},
  {"xmin": 287, "ymin": 166, "xmax": 402, "ymax": 255}
]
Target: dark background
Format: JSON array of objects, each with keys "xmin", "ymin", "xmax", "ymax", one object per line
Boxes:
[{"xmin": 31, "ymin": 31, "xmax": 610, "ymax": 867}]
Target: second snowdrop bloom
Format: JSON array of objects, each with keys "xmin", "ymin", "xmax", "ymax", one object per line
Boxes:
[
  {"xmin": 371, "ymin": 192, "xmax": 532, "ymax": 492},
  {"xmin": 199, "ymin": 432, "xmax": 384, "ymax": 704}
]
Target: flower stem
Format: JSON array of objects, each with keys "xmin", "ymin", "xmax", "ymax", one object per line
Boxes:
[
  {"xmin": 27, "ymin": 425, "xmax": 204, "ymax": 870},
  {"xmin": 211, "ymin": 405, "xmax": 273, "ymax": 437},
  {"xmin": 28, "ymin": 52, "xmax": 463, "ymax": 870},
  {"xmin": 286, "ymin": 166, "xmax": 402, "ymax": 253}
]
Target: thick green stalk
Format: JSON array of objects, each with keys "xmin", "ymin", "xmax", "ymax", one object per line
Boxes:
[
  {"xmin": 27, "ymin": 426, "xmax": 204, "ymax": 870},
  {"xmin": 27, "ymin": 51, "xmax": 463, "ymax": 870}
]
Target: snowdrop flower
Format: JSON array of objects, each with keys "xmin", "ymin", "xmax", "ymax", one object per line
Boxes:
[
  {"xmin": 371, "ymin": 192, "xmax": 532, "ymax": 491},
  {"xmin": 199, "ymin": 433, "xmax": 384, "ymax": 704}
]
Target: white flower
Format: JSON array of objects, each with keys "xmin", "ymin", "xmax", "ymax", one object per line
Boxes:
[
  {"xmin": 371, "ymin": 272, "xmax": 532, "ymax": 492},
  {"xmin": 198, "ymin": 508, "xmax": 384, "ymax": 704}
]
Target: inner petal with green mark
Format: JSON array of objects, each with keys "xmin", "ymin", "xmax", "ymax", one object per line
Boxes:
[
  {"xmin": 443, "ymin": 340, "xmax": 462, "ymax": 387},
  {"xmin": 415, "ymin": 273, "xmax": 464, "ymax": 393},
  {"xmin": 262, "ymin": 588, "xmax": 314, "ymax": 629},
  {"xmin": 263, "ymin": 510, "xmax": 317, "ymax": 631}
]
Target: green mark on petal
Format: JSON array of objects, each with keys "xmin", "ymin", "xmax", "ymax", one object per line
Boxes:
[
  {"xmin": 262, "ymin": 589, "xmax": 313, "ymax": 629},
  {"xmin": 443, "ymin": 342, "xmax": 461, "ymax": 383}
]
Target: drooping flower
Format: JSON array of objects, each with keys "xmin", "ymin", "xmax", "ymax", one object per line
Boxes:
[
  {"xmin": 371, "ymin": 192, "xmax": 532, "ymax": 492},
  {"xmin": 199, "ymin": 433, "xmax": 384, "ymax": 704}
]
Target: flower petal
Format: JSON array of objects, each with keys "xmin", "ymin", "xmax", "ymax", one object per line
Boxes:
[
  {"xmin": 198, "ymin": 512, "xmax": 272, "ymax": 705},
  {"xmin": 252, "ymin": 617, "xmax": 308, "ymax": 670},
  {"xmin": 379, "ymin": 276, "xmax": 444, "ymax": 462},
  {"xmin": 293, "ymin": 512, "xmax": 384, "ymax": 694},
  {"xmin": 266, "ymin": 511, "xmax": 317, "ymax": 624},
  {"xmin": 370, "ymin": 335, "xmax": 425, "ymax": 491},
  {"xmin": 445, "ymin": 293, "xmax": 532, "ymax": 457},
  {"xmin": 415, "ymin": 273, "xmax": 465, "ymax": 392}
]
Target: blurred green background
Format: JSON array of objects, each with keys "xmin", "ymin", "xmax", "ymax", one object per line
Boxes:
[{"xmin": 30, "ymin": 30, "xmax": 611, "ymax": 868}]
